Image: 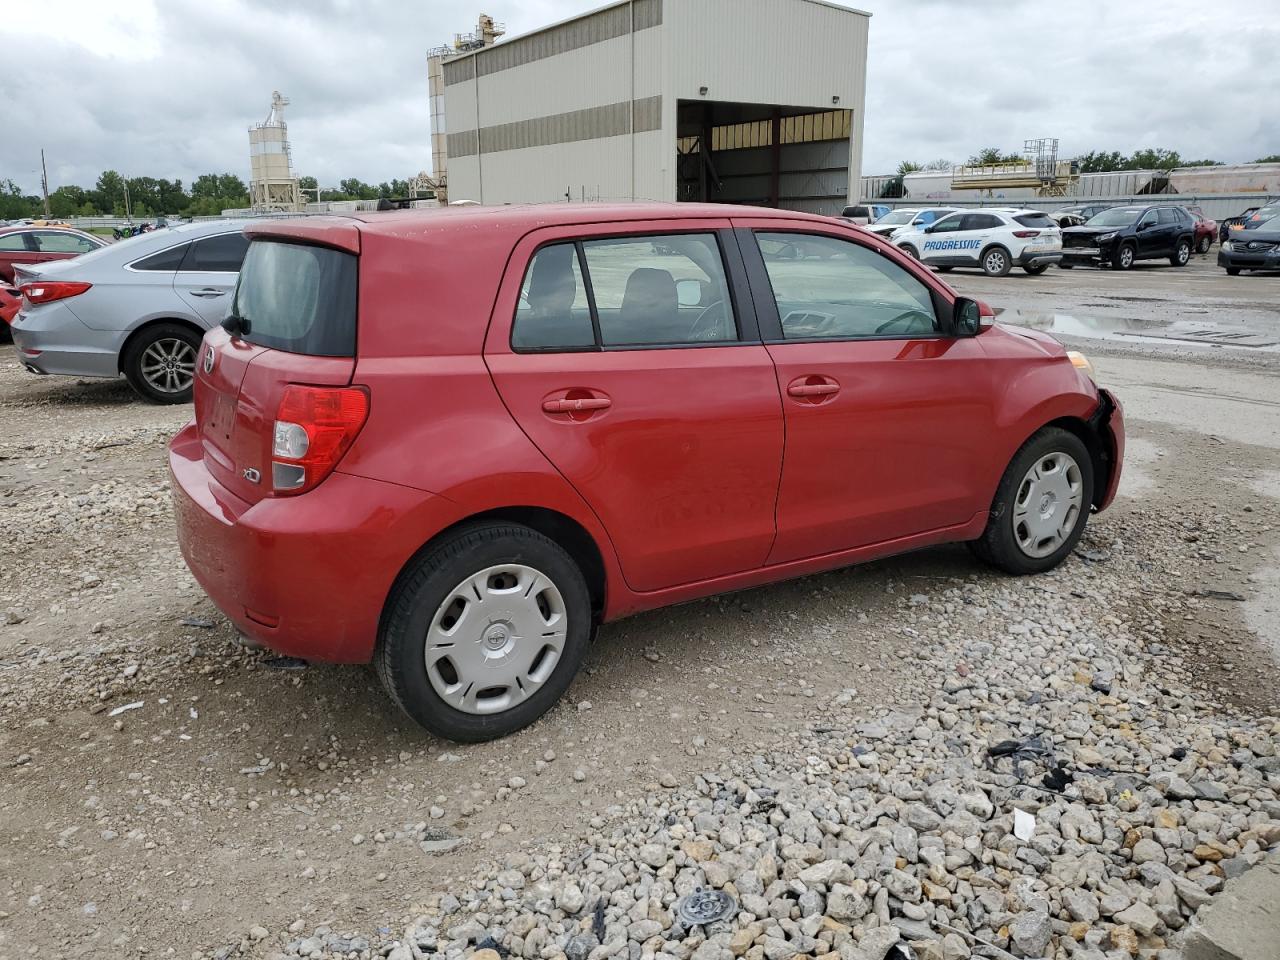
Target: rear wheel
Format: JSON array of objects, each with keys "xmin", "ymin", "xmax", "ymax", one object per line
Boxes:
[
  {"xmin": 1111, "ymin": 243, "xmax": 1135, "ymax": 270},
  {"xmin": 981, "ymin": 247, "xmax": 1012, "ymax": 277},
  {"xmin": 1170, "ymin": 238, "xmax": 1191, "ymax": 267},
  {"xmin": 121, "ymin": 323, "xmax": 201, "ymax": 404},
  {"xmin": 970, "ymin": 427, "xmax": 1094, "ymax": 575},
  {"xmin": 1226, "ymin": 267, "xmax": 1241, "ymax": 276},
  {"xmin": 1023, "ymin": 263, "xmax": 1049, "ymax": 275},
  {"xmin": 1196, "ymin": 235, "xmax": 1212, "ymax": 254},
  {"xmin": 1058, "ymin": 263, "xmax": 1074, "ymax": 270},
  {"xmin": 376, "ymin": 522, "xmax": 592, "ymax": 742}
]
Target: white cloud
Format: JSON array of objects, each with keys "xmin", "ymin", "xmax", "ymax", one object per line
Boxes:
[{"xmin": 1, "ymin": 0, "xmax": 1276, "ymax": 195}]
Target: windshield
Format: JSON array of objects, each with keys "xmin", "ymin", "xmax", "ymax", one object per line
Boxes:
[
  {"xmin": 1085, "ymin": 208, "xmax": 1142, "ymax": 227},
  {"xmin": 879, "ymin": 210, "xmax": 919, "ymax": 225},
  {"xmin": 231, "ymin": 239, "xmax": 358, "ymax": 356},
  {"xmin": 1246, "ymin": 205, "xmax": 1280, "ymax": 225}
]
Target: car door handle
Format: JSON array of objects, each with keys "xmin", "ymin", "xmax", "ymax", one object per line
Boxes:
[
  {"xmin": 190, "ymin": 288, "xmax": 226, "ymax": 298},
  {"xmin": 787, "ymin": 381, "xmax": 839, "ymax": 398},
  {"xmin": 542, "ymin": 397, "xmax": 611, "ymax": 413}
]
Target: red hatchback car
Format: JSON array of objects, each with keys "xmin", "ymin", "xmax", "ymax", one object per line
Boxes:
[{"xmin": 170, "ymin": 204, "xmax": 1123, "ymax": 741}]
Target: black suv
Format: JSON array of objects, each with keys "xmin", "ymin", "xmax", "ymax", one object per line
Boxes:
[{"xmin": 1060, "ymin": 205, "xmax": 1195, "ymax": 270}]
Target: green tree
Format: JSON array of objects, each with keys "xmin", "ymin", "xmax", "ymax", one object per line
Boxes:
[
  {"xmin": 968, "ymin": 147, "xmax": 1022, "ymax": 166},
  {"xmin": 0, "ymin": 178, "xmax": 39, "ymax": 219},
  {"xmin": 48, "ymin": 185, "xmax": 88, "ymax": 218},
  {"xmin": 91, "ymin": 170, "xmax": 126, "ymax": 215},
  {"xmin": 895, "ymin": 160, "xmax": 922, "ymax": 177},
  {"xmin": 1256, "ymin": 154, "xmax": 1280, "ymax": 163},
  {"xmin": 923, "ymin": 158, "xmax": 952, "ymax": 172},
  {"xmin": 1126, "ymin": 148, "xmax": 1181, "ymax": 171},
  {"xmin": 1075, "ymin": 150, "xmax": 1126, "ymax": 173}
]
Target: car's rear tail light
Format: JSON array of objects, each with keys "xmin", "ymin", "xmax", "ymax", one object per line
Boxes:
[
  {"xmin": 270, "ymin": 385, "xmax": 368, "ymax": 495},
  {"xmin": 1011, "ymin": 230, "xmax": 1040, "ymax": 238},
  {"xmin": 20, "ymin": 280, "xmax": 92, "ymax": 305}
]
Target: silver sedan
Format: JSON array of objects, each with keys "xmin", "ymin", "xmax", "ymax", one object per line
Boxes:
[{"xmin": 11, "ymin": 220, "xmax": 253, "ymax": 403}]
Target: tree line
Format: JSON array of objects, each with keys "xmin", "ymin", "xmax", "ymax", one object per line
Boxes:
[
  {"xmin": 0, "ymin": 171, "xmax": 416, "ymax": 220},
  {"xmin": 890, "ymin": 147, "xmax": 1280, "ymax": 178}
]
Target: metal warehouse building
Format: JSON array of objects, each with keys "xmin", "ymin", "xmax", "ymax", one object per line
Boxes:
[{"xmin": 438, "ymin": 0, "xmax": 869, "ymax": 214}]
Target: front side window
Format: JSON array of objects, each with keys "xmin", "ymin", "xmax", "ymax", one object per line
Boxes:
[
  {"xmin": 512, "ymin": 243, "xmax": 593, "ymax": 351},
  {"xmin": 180, "ymin": 232, "xmax": 250, "ymax": 272},
  {"xmin": 757, "ymin": 232, "xmax": 937, "ymax": 340},
  {"xmin": 35, "ymin": 231, "xmax": 99, "ymax": 254},
  {"xmin": 928, "ymin": 214, "xmax": 964, "ymax": 234}
]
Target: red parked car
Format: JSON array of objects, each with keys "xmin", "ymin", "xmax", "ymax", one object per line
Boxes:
[
  {"xmin": 0, "ymin": 281, "xmax": 20, "ymax": 341},
  {"xmin": 0, "ymin": 226, "xmax": 106, "ymax": 284},
  {"xmin": 1187, "ymin": 209, "xmax": 1217, "ymax": 254},
  {"xmin": 170, "ymin": 204, "xmax": 1124, "ymax": 741}
]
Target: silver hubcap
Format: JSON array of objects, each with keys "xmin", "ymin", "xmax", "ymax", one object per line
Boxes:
[
  {"xmin": 1120, "ymin": 248, "xmax": 1133, "ymax": 268},
  {"xmin": 141, "ymin": 338, "xmax": 196, "ymax": 394},
  {"xmin": 1178, "ymin": 244, "xmax": 1189, "ymax": 263},
  {"xmin": 985, "ymin": 251, "xmax": 1005, "ymax": 273},
  {"xmin": 1013, "ymin": 452, "xmax": 1083, "ymax": 558},
  {"xmin": 424, "ymin": 564, "xmax": 567, "ymax": 715}
]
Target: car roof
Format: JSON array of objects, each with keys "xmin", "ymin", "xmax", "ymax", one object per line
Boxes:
[{"xmin": 245, "ymin": 203, "xmax": 838, "ymax": 253}]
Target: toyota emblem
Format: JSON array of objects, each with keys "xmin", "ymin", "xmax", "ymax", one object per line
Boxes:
[{"xmin": 203, "ymin": 347, "xmax": 215, "ymax": 374}]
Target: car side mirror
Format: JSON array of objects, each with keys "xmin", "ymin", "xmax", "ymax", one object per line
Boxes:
[
  {"xmin": 951, "ymin": 298, "xmax": 982, "ymax": 337},
  {"xmin": 1136, "ymin": 221, "xmax": 1151, "ymax": 232},
  {"xmin": 923, "ymin": 225, "xmax": 936, "ymax": 234},
  {"xmin": 676, "ymin": 278, "xmax": 707, "ymax": 308}
]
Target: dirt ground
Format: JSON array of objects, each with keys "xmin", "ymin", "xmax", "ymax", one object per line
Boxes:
[{"xmin": 1, "ymin": 255, "xmax": 1278, "ymax": 958}]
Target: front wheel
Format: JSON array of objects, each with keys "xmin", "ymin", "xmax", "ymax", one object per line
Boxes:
[
  {"xmin": 900, "ymin": 244, "xmax": 920, "ymax": 261},
  {"xmin": 970, "ymin": 427, "xmax": 1094, "ymax": 575},
  {"xmin": 1111, "ymin": 244, "xmax": 1135, "ymax": 270},
  {"xmin": 376, "ymin": 522, "xmax": 592, "ymax": 742},
  {"xmin": 1225, "ymin": 267, "xmax": 1241, "ymax": 276},
  {"xmin": 1170, "ymin": 239, "xmax": 1191, "ymax": 267},
  {"xmin": 121, "ymin": 323, "xmax": 201, "ymax": 404},
  {"xmin": 1196, "ymin": 235, "xmax": 1211, "ymax": 254},
  {"xmin": 981, "ymin": 247, "xmax": 1012, "ymax": 277}
]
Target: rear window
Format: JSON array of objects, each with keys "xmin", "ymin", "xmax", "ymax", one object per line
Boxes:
[
  {"xmin": 843, "ymin": 206, "xmax": 870, "ymax": 219},
  {"xmin": 1014, "ymin": 213, "xmax": 1056, "ymax": 228},
  {"xmin": 231, "ymin": 240, "xmax": 357, "ymax": 357}
]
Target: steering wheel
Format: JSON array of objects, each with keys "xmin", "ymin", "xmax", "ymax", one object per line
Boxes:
[
  {"xmin": 875, "ymin": 310, "xmax": 931, "ymax": 335},
  {"xmin": 688, "ymin": 300, "xmax": 727, "ymax": 341}
]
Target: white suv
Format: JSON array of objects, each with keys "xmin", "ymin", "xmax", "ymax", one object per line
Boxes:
[
  {"xmin": 893, "ymin": 209, "xmax": 1063, "ymax": 276},
  {"xmin": 865, "ymin": 206, "xmax": 960, "ymax": 240}
]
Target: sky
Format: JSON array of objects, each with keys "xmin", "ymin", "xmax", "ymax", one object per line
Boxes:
[{"xmin": 2, "ymin": 0, "xmax": 1277, "ymax": 196}]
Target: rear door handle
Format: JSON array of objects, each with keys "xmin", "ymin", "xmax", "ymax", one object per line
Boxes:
[
  {"xmin": 787, "ymin": 381, "xmax": 839, "ymax": 398},
  {"xmin": 542, "ymin": 397, "xmax": 611, "ymax": 413},
  {"xmin": 191, "ymin": 288, "xmax": 226, "ymax": 298}
]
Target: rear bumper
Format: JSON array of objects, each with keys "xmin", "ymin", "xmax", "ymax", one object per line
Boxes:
[
  {"xmin": 1092, "ymin": 389, "xmax": 1125, "ymax": 512},
  {"xmin": 11, "ymin": 302, "xmax": 122, "ymax": 379},
  {"xmin": 1017, "ymin": 249, "xmax": 1063, "ymax": 267},
  {"xmin": 169, "ymin": 422, "xmax": 463, "ymax": 663}
]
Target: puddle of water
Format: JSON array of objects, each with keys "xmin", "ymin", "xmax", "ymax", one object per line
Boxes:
[
  {"xmin": 1244, "ymin": 546, "xmax": 1280, "ymax": 666},
  {"xmin": 995, "ymin": 309, "xmax": 1280, "ymax": 352}
]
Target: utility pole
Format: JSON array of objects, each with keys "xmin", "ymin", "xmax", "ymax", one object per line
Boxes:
[
  {"xmin": 123, "ymin": 178, "xmax": 132, "ymax": 221},
  {"xmin": 40, "ymin": 149, "xmax": 50, "ymax": 217}
]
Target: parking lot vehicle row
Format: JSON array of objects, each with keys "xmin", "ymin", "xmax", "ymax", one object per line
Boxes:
[{"xmin": 169, "ymin": 203, "xmax": 1123, "ymax": 741}]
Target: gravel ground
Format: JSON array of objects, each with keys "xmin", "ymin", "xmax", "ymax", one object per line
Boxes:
[{"xmin": 1, "ymin": 274, "xmax": 1277, "ymax": 960}]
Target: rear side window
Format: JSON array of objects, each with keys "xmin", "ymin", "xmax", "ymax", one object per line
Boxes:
[
  {"xmin": 1157, "ymin": 208, "xmax": 1180, "ymax": 225},
  {"xmin": 1014, "ymin": 213, "xmax": 1056, "ymax": 228},
  {"xmin": 180, "ymin": 232, "xmax": 250, "ymax": 272},
  {"xmin": 513, "ymin": 244, "xmax": 594, "ymax": 351},
  {"xmin": 132, "ymin": 243, "xmax": 190, "ymax": 271},
  {"xmin": 0, "ymin": 232, "xmax": 30, "ymax": 251},
  {"xmin": 962, "ymin": 214, "xmax": 1002, "ymax": 230},
  {"xmin": 511, "ymin": 233, "xmax": 737, "ymax": 350},
  {"xmin": 231, "ymin": 240, "xmax": 357, "ymax": 357},
  {"xmin": 35, "ymin": 231, "xmax": 99, "ymax": 253}
]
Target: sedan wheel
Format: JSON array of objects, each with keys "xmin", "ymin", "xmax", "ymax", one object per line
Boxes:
[
  {"xmin": 376, "ymin": 522, "xmax": 591, "ymax": 741},
  {"xmin": 121, "ymin": 322, "xmax": 202, "ymax": 404}
]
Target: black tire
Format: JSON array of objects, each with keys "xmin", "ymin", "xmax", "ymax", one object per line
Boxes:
[
  {"xmin": 121, "ymin": 322, "xmax": 201, "ymax": 404},
  {"xmin": 980, "ymin": 246, "xmax": 1012, "ymax": 277},
  {"xmin": 1058, "ymin": 263, "xmax": 1074, "ymax": 270},
  {"xmin": 935, "ymin": 266, "xmax": 954, "ymax": 273},
  {"xmin": 969, "ymin": 427, "xmax": 1095, "ymax": 576},
  {"xmin": 1170, "ymin": 238, "xmax": 1191, "ymax": 267},
  {"xmin": 1196, "ymin": 235, "xmax": 1211, "ymax": 254},
  {"xmin": 1225, "ymin": 267, "xmax": 1241, "ymax": 276},
  {"xmin": 375, "ymin": 522, "xmax": 592, "ymax": 742},
  {"xmin": 900, "ymin": 244, "xmax": 920, "ymax": 260},
  {"xmin": 1111, "ymin": 243, "xmax": 1136, "ymax": 270},
  {"xmin": 1022, "ymin": 263, "xmax": 1049, "ymax": 276}
]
